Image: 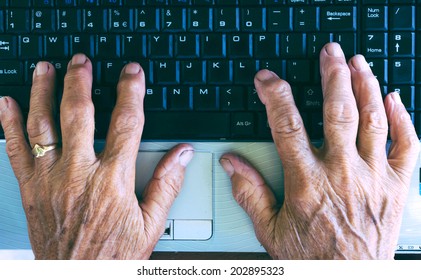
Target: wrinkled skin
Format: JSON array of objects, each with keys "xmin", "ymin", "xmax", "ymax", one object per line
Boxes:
[
  {"xmin": 0, "ymin": 55, "xmax": 194, "ymax": 259},
  {"xmin": 220, "ymin": 43, "xmax": 420, "ymax": 259}
]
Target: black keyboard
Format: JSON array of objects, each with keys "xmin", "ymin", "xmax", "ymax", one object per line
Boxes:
[{"xmin": 0, "ymin": 0, "xmax": 420, "ymax": 140}]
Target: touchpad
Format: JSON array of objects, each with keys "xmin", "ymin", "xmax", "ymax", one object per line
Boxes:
[{"xmin": 135, "ymin": 151, "xmax": 213, "ymax": 240}]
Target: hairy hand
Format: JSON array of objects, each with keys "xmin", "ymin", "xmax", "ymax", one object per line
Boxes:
[
  {"xmin": 220, "ymin": 43, "xmax": 420, "ymax": 259},
  {"xmin": 0, "ymin": 55, "xmax": 193, "ymax": 259}
]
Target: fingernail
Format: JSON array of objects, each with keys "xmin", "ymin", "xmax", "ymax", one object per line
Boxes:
[
  {"xmin": 35, "ymin": 61, "xmax": 49, "ymax": 76},
  {"xmin": 219, "ymin": 158, "xmax": 234, "ymax": 177},
  {"xmin": 179, "ymin": 149, "xmax": 194, "ymax": 167},
  {"xmin": 71, "ymin": 54, "xmax": 87, "ymax": 66},
  {"xmin": 124, "ymin": 63, "xmax": 141, "ymax": 75},
  {"xmin": 325, "ymin": 43, "xmax": 344, "ymax": 57},
  {"xmin": 391, "ymin": 92, "xmax": 402, "ymax": 104},
  {"xmin": 255, "ymin": 69, "xmax": 276, "ymax": 82},
  {"xmin": 350, "ymin": 55, "xmax": 370, "ymax": 71}
]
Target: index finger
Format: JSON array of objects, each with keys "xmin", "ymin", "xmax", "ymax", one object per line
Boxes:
[{"xmin": 320, "ymin": 43, "xmax": 359, "ymax": 156}]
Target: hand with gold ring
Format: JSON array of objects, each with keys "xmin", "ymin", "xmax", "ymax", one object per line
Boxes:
[{"xmin": 0, "ymin": 54, "xmax": 193, "ymax": 259}]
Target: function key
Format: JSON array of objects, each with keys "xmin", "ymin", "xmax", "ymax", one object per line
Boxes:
[
  {"xmin": 239, "ymin": 0, "xmax": 262, "ymax": 4},
  {"xmin": 34, "ymin": 0, "xmax": 55, "ymax": 6},
  {"xmin": 56, "ymin": 0, "xmax": 77, "ymax": 6},
  {"xmin": 147, "ymin": 0, "xmax": 167, "ymax": 4},
  {"xmin": 389, "ymin": 0, "xmax": 415, "ymax": 3},
  {"xmin": 170, "ymin": 0, "xmax": 191, "ymax": 4},
  {"xmin": 312, "ymin": 0, "xmax": 333, "ymax": 3},
  {"xmin": 216, "ymin": 0, "xmax": 237, "ymax": 4},
  {"xmin": 286, "ymin": 0, "xmax": 308, "ymax": 4},
  {"xmin": 0, "ymin": 0, "xmax": 7, "ymax": 7},
  {"xmin": 362, "ymin": 0, "xmax": 387, "ymax": 3},
  {"xmin": 79, "ymin": 0, "xmax": 100, "ymax": 5},
  {"xmin": 101, "ymin": 0, "xmax": 122, "ymax": 5},
  {"xmin": 193, "ymin": 0, "xmax": 214, "ymax": 4},
  {"xmin": 335, "ymin": 0, "xmax": 356, "ymax": 4},
  {"xmin": 9, "ymin": 0, "xmax": 31, "ymax": 7},
  {"xmin": 124, "ymin": 0, "xmax": 146, "ymax": 5}
]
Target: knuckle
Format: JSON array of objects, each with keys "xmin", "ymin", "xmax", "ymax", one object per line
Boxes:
[
  {"xmin": 268, "ymin": 79, "xmax": 291, "ymax": 97},
  {"xmin": 360, "ymin": 109, "xmax": 388, "ymax": 136},
  {"xmin": 324, "ymin": 101, "xmax": 358, "ymax": 126},
  {"xmin": 61, "ymin": 98, "xmax": 94, "ymax": 126},
  {"xmin": 6, "ymin": 136, "xmax": 27, "ymax": 159},
  {"xmin": 270, "ymin": 109, "xmax": 304, "ymax": 137},
  {"xmin": 117, "ymin": 77, "xmax": 144, "ymax": 96},
  {"xmin": 325, "ymin": 63, "xmax": 350, "ymax": 82},
  {"xmin": 111, "ymin": 109, "xmax": 144, "ymax": 136},
  {"xmin": 26, "ymin": 112, "xmax": 52, "ymax": 139}
]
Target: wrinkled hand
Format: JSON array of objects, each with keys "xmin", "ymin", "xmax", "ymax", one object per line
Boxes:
[
  {"xmin": 220, "ymin": 43, "xmax": 420, "ymax": 259},
  {"xmin": 0, "ymin": 54, "xmax": 193, "ymax": 259}
]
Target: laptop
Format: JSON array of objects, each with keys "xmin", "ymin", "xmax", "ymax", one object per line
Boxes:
[{"xmin": 1, "ymin": 0, "xmax": 421, "ymax": 258}]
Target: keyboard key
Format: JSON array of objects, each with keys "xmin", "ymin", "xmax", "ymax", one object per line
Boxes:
[
  {"xmin": 201, "ymin": 34, "xmax": 225, "ymax": 58},
  {"xmin": 0, "ymin": 11, "xmax": 3, "ymax": 33},
  {"xmin": 161, "ymin": 8, "xmax": 186, "ymax": 32},
  {"xmin": 33, "ymin": 9, "xmax": 56, "ymax": 33},
  {"xmin": 148, "ymin": 34, "xmax": 173, "ymax": 58},
  {"xmin": 181, "ymin": 60, "xmax": 205, "ymax": 84},
  {"xmin": 362, "ymin": 6, "xmax": 387, "ymax": 31},
  {"xmin": 287, "ymin": 60, "xmax": 310, "ymax": 83},
  {"xmin": 101, "ymin": 60, "xmax": 126, "ymax": 85},
  {"xmin": 389, "ymin": 6, "xmax": 415, "ymax": 31},
  {"xmin": 259, "ymin": 60, "xmax": 285, "ymax": 79},
  {"xmin": 280, "ymin": 34, "xmax": 306, "ymax": 58},
  {"xmin": 367, "ymin": 58, "xmax": 387, "ymax": 84},
  {"xmin": 19, "ymin": 35, "xmax": 42, "ymax": 59},
  {"xmin": 390, "ymin": 59, "xmax": 415, "ymax": 84},
  {"xmin": 0, "ymin": 61, "xmax": 23, "ymax": 85},
  {"xmin": 389, "ymin": 32, "xmax": 415, "ymax": 57},
  {"xmin": 193, "ymin": 87, "xmax": 218, "ymax": 110},
  {"xmin": 175, "ymin": 34, "xmax": 199, "ymax": 58},
  {"xmin": 188, "ymin": 8, "xmax": 211, "ymax": 32},
  {"xmin": 389, "ymin": 85, "xmax": 415, "ymax": 110},
  {"xmin": 154, "ymin": 60, "xmax": 179, "ymax": 84},
  {"xmin": 57, "ymin": 9, "xmax": 82, "ymax": 33},
  {"xmin": 334, "ymin": 33, "xmax": 356, "ymax": 57},
  {"xmin": 267, "ymin": 7, "xmax": 292, "ymax": 32},
  {"xmin": 220, "ymin": 86, "xmax": 245, "ymax": 111},
  {"xmin": 71, "ymin": 35, "xmax": 94, "ymax": 57},
  {"xmin": 9, "ymin": 0, "xmax": 31, "ymax": 7},
  {"xmin": 142, "ymin": 112, "xmax": 230, "ymax": 139},
  {"xmin": 320, "ymin": 6, "xmax": 356, "ymax": 31},
  {"xmin": 0, "ymin": 35, "xmax": 17, "ymax": 59},
  {"xmin": 234, "ymin": 60, "xmax": 257, "ymax": 85},
  {"xmin": 227, "ymin": 34, "xmax": 252, "ymax": 58},
  {"xmin": 231, "ymin": 113, "xmax": 255, "ymax": 137},
  {"xmin": 122, "ymin": 35, "xmax": 145, "ymax": 59},
  {"xmin": 145, "ymin": 87, "xmax": 166, "ymax": 111},
  {"xmin": 257, "ymin": 112, "xmax": 271, "ymax": 139},
  {"xmin": 167, "ymin": 86, "xmax": 192, "ymax": 110},
  {"xmin": 294, "ymin": 7, "xmax": 319, "ymax": 32},
  {"xmin": 83, "ymin": 9, "xmax": 107, "ymax": 32},
  {"xmin": 208, "ymin": 60, "xmax": 232, "ymax": 84},
  {"xmin": 96, "ymin": 35, "xmax": 120, "ymax": 58},
  {"xmin": 79, "ymin": 0, "xmax": 100, "ymax": 5},
  {"xmin": 101, "ymin": 0, "xmax": 122, "ymax": 5},
  {"xmin": 362, "ymin": 32, "xmax": 387, "ymax": 57},
  {"xmin": 92, "ymin": 87, "xmax": 115, "ymax": 111},
  {"xmin": 6, "ymin": 10, "xmax": 30, "ymax": 33},
  {"xmin": 307, "ymin": 33, "xmax": 333, "ymax": 57},
  {"xmin": 135, "ymin": 8, "xmax": 159, "ymax": 32},
  {"xmin": 302, "ymin": 86, "xmax": 323, "ymax": 110},
  {"xmin": 254, "ymin": 34, "xmax": 278, "ymax": 58},
  {"xmin": 44, "ymin": 35, "xmax": 69, "ymax": 58},
  {"xmin": 247, "ymin": 87, "xmax": 264, "ymax": 110},
  {"xmin": 56, "ymin": 0, "xmax": 77, "ymax": 6},
  {"xmin": 214, "ymin": 8, "xmax": 239, "ymax": 32},
  {"xmin": 33, "ymin": 0, "xmax": 54, "ymax": 7},
  {"xmin": 109, "ymin": 8, "xmax": 133, "ymax": 32},
  {"xmin": 241, "ymin": 8, "xmax": 265, "ymax": 32}
]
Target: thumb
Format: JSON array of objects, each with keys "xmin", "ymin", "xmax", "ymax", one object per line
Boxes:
[
  {"xmin": 140, "ymin": 144, "xmax": 194, "ymax": 240},
  {"xmin": 220, "ymin": 153, "xmax": 279, "ymax": 237}
]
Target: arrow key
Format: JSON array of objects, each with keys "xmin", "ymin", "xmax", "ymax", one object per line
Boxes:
[{"xmin": 389, "ymin": 32, "xmax": 415, "ymax": 57}]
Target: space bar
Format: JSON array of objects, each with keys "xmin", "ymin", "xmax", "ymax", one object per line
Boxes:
[{"xmin": 143, "ymin": 112, "xmax": 230, "ymax": 139}]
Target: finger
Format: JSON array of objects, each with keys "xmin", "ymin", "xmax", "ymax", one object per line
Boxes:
[
  {"xmin": 348, "ymin": 55, "xmax": 388, "ymax": 163},
  {"xmin": 254, "ymin": 69, "xmax": 314, "ymax": 168},
  {"xmin": 140, "ymin": 144, "xmax": 194, "ymax": 241},
  {"xmin": 220, "ymin": 153, "xmax": 278, "ymax": 241},
  {"xmin": 102, "ymin": 63, "xmax": 145, "ymax": 167},
  {"xmin": 0, "ymin": 97, "xmax": 34, "ymax": 187},
  {"xmin": 385, "ymin": 92, "xmax": 420, "ymax": 181},
  {"xmin": 320, "ymin": 43, "xmax": 359, "ymax": 154},
  {"xmin": 27, "ymin": 62, "xmax": 60, "ymax": 164},
  {"xmin": 60, "ymin": 54, "xmax": 95, "ymax": 161}
]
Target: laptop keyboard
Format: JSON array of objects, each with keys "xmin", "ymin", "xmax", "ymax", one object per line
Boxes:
[{"xmin": 0, "ymin": 0, "xmax": 420, "ymax": 140}]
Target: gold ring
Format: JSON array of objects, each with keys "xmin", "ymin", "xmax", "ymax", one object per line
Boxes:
[{"xmin": 31, "ymin": 143, "xmax": 58, "ymax": 158}]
